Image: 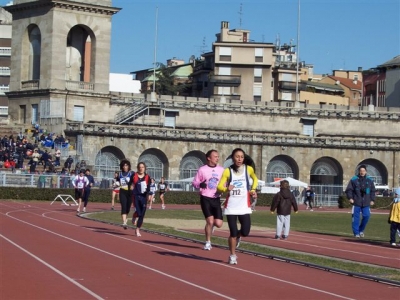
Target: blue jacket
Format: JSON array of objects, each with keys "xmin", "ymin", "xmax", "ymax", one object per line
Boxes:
[{"xmin": 345, "ymin": 175, "xmax": 376, "ymax": 207}]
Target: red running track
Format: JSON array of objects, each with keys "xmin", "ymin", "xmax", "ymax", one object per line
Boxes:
[{"xmin": 1, "ymin": 201, "xmax": 399, "ymax": 300}]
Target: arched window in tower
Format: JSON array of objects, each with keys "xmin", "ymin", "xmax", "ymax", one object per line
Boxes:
[
  {"xmin": 29, "ymin": 26, "xmax": 41, "ymax": 80},
  {"xmin": 66, "ymin": 26, "xmax": 92, "ymax": 82}
]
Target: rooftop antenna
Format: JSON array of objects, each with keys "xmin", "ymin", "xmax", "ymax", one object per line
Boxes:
[{"xmin": 238, "ymin": 3, "xmax": 243, "ymax": 28}]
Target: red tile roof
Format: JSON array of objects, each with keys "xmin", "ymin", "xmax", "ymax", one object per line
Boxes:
[{"xmin": 328, "ymin": 76, "xmax": 362, "ymax": 90}]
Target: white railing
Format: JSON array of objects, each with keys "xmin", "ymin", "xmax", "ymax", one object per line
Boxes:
[{"xmin": 0, "ymin": 47, "xmax": 11, "ymax": 56}]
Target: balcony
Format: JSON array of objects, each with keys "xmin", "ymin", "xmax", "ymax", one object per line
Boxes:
[
  {"xmin": 0, "ymin": 67, "xmax": 11, "ymax": 76},
  {"xmin": 214, "ymin": 94, "xmax": 241, "ymax": 101},
  {"xmin": 21, "ymin": 80, "xmax": 40, "ymax": 90},
  {"xmin": 0, "ymin": 85, "xmax": 9, "ymax": 95},
  {"xmin": 193, "ymin": 62, "xmax": 213, "ymax": 73},
  {"xmin": 0, "ymin": 47, "xmax": 11, "ymax": 56},
  {"xmin": 279, "ymin": 81, "xmax": 306, "ymax": 91},
  {"xmin": 66, "ymin": 80, "xmax": 94, "ymax": 91},
  {"xmin": 209, "ymin": 75, "xmax": 241, "ymax": 87}
]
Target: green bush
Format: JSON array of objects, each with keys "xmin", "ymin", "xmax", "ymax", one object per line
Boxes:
[
  {"xmin": 338, "ymin": 194, "xmax": 393, "ymax": 210},
  {"xmin": 0, "ymin": 187, "xmax": 275, "ymax": 206}
]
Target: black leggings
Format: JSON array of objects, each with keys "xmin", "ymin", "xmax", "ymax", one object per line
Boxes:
[
  {"xmin": 119, "ymin": 189, "xmax": 132, "ymax": 215},
  {"xmin": 134, "ymin": 194, "xmax": 147, "ymax": 228},
  {"xmin": 226, "ymin": 214, "xmax": 251, "ymax": 238}
]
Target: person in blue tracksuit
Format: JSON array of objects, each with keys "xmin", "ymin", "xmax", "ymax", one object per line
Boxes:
[{"xmin": 345, "ymin": 165, "xmax": 376, "ymax": 238}]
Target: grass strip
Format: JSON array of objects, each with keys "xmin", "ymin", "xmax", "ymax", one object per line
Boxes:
[{"xmin": 87, "ymin": 210, "xmax": 400, "ymax": 283}]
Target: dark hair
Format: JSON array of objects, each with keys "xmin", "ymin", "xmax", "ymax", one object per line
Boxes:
[
  {"xmin": 230, "ymin": 148, "xmax": 245, "ymax": 172},
  {"xmin": 205, "ymin": 149, "xmax": 218, "ymax": 159},
  {"xmin": 359, "ymin": 164, "xmax": 367, "ymax": 171},
  {"xmin": 137, "ymin": 162, "xmax": 146, "ymax": 170},
  {"xmin": 280, "ymin": 180, "xmax": 290, "ymax": 189},
  {"xmin": 119, "ymin": 159, "xmax": 131, "ymax": 170},
  {"xmin": 85, "ymin": 169, "xmax": 90, "ymax": 172}
]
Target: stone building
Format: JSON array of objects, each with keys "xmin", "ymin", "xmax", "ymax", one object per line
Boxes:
[{"xmin": 3, "ymin": 1, "xmax": 400, "ymax": 199}]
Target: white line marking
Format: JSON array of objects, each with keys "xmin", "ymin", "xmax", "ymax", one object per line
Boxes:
[
  {"xmin": 106, "ymin": 233, "xmax": 356, "ymax": 300},
  {"xmin": 2, "ymin": 212, "xmax": 235, "ymax": 300},
  {"xmin": 0, "ymin": 234, "xmax": 104, "ymax": 300}
]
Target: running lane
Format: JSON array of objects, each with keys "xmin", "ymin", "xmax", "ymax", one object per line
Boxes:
[{"xmin": 1, "ymin": 201, "xmax": 398, "ymax": 300}]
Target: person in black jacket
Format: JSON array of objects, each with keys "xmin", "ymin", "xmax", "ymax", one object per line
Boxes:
[
  {"xmin": 82, "ymin": 169, "xmax": 95, "ymax": 213},
  {"xmin": 345, "ymin": 165, "xmax": 376, "ymax": 238},
  {"xmin": 270, "ymin": 180, "xmax": 299, "ymax": 240}
]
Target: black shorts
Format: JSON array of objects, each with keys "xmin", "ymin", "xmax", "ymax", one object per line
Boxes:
[
  {"xmin": 200, "ymin": 195, "xmax": 223, "ymax": 220},
  {"xmin": 75, "ymin": 188, "xmax": 84, "ymax": 200}
]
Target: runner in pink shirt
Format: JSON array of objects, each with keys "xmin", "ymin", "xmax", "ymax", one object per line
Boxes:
[{"xmin": 192, "ymin": 149, "xmax": 225, "ymax": 250}]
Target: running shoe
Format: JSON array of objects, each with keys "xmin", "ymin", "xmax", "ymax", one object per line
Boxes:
[
  {"xmin": 355, "ymin": 234, "xmax": 360, "ymax": 238},
  {"xmin": 281, "ymin": 235, "xmax": 288, "ymax": 240},
  {"xmin": 359, "ymin": 232, "xmax": 364, "ymax": 238},
  {"xmin": 203, "ymin": 242, "xmax": 212, "ymax": 250},
  {"xmin": 236, "ymin": 237, "xmax": 241, "ymax": 249},
  {"xmin": 123, "ymin": 222, "xmax": 127, "ymax": 230},
  {"xmin": 228, "ymin": 255, "xmax": 237, "ymax": 265},
  {"xmin": 162, "ymin": 205, "xmax": 166, "ymax": 210},
  {"xmin": 83, "ymin": 207, "xmax": 86, "ymax": 213},
  {"xmin": 390, "ymin": 242, "xmax": 397, "ymax": 246},
  {"xmin": 274, "ymin": 235, "xmax": 280, "ymax": 240}
]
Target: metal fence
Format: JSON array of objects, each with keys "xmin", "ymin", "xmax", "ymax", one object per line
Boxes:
[{"xmin": 0, "ymin": 173, "xmax": 348, "ymax": 207}]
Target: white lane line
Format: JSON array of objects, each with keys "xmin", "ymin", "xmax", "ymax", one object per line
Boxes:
[
  {"xmin": 106, "ymin": 233, "xmax": 356, "ymax": 300},
  {"xmin": 2, "ymin": 212, "xmax": 235, "ymax": 300},
  {"xmin": 0, "ymin": 234, "xmax": 104, "ymax": 300}
]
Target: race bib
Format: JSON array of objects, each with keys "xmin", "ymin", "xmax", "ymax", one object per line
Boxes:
[{"xmin": 140, "ymin": 181, "xmax": 147, "ymax": 193}]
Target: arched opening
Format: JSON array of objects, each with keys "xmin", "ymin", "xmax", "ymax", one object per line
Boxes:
[
  {"xmin": 355, "ymin": 159, "xmax": 388, "ymax": 185},
  {"xmin": 66, "ymin": 25, "xmax": 93, "ymax": 82},
  {"xmin": 94, "ymin": 146, "xmax": 125, "ymax": 179},
  {"xmin": 310, "ymin": 157, "xmax": 344, "ymax": 206},
  {"xmin": 310, "ymin": 157, "xmax": 343, "ymax": 185},
  {"xmin": 266, "ymin": 155, "xmax": 299, "ymax": 182},
  {"xmin": 138, "ymin": 148, "xmax": 169, "ymax": 180},
  {"xmin": 179, "ymin": 150, "xmax": 206, "ymax": 179},
  {"xmin": 29, "ymin": 25, "xmax": 41, "ymax": 80}
]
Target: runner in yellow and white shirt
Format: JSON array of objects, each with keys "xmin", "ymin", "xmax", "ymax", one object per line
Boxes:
[{"xmin": 217, "ymin": 148, "xmax": 258, "ymax": 265}]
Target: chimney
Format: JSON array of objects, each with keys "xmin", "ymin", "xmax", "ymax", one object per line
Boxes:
[{"xmin": 358, "ymin": 67, "xmax": 363, "ymax": 72}]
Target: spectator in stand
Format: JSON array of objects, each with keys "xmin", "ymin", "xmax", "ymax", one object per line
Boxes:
[
  {"xmin": 40, "ymin": 150, "xmax": 50, "ymax": 170},
  {"xmin": 82, "ymin": 169, "xmax": 95, "ymax": 213},
  {"xmin": 80, "ymin": 160, "xmax": 87, "ymax": 170},
  {"xmin": 54, "ymin": 148, "xmax": 61, "ymax": 166},
  {"xmin": 64, "ymin": 155, "xmax": 73, "ymax": 172},
  {"xmin": 38, "ymin": 171, "xmax": 46, "ymax": 188}
]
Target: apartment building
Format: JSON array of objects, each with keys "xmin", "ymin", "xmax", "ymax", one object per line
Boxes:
[
  {"xmin": 363, "ymin": 56, "xmax": 400, "ymax": 108},
  {"xmin": 192, "ymin": 21, "xmax": 275, "ymax": 103},
  {"xmin": 0, "ymin": 7, "xmax": 12, "ymax": 119}
]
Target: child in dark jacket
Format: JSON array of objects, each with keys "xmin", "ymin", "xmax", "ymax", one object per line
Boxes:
[{"xmin": 270, "ymin": 180, "xmax": 298, "ymax": 240}]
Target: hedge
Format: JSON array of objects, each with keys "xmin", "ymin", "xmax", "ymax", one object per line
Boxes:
[{"xmin": 0, "ymin": 187, "xmax": 393, "ymax": 210}]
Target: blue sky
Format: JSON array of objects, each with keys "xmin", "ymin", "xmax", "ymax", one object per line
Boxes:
[{"xmin": 2, "ymin": 0, "xmax": 399, "ymax": 75}]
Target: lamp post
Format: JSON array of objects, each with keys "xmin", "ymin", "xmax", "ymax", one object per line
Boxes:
[
  {"xmin": 295, "ymin": 0, "xmax": 301, "ymax": 108},
  {"xmin": 150, "ymin": 6, "xmax": 158, "ymax": 102}
]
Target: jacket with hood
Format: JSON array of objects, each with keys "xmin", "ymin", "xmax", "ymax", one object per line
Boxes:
[
  {"xmin": 345, "ymin": 175, "xmax": 376, "ymax": 207},
  {"xmin": 271, "ymin": 188, "xmax": 299, "ymax": 215}
]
